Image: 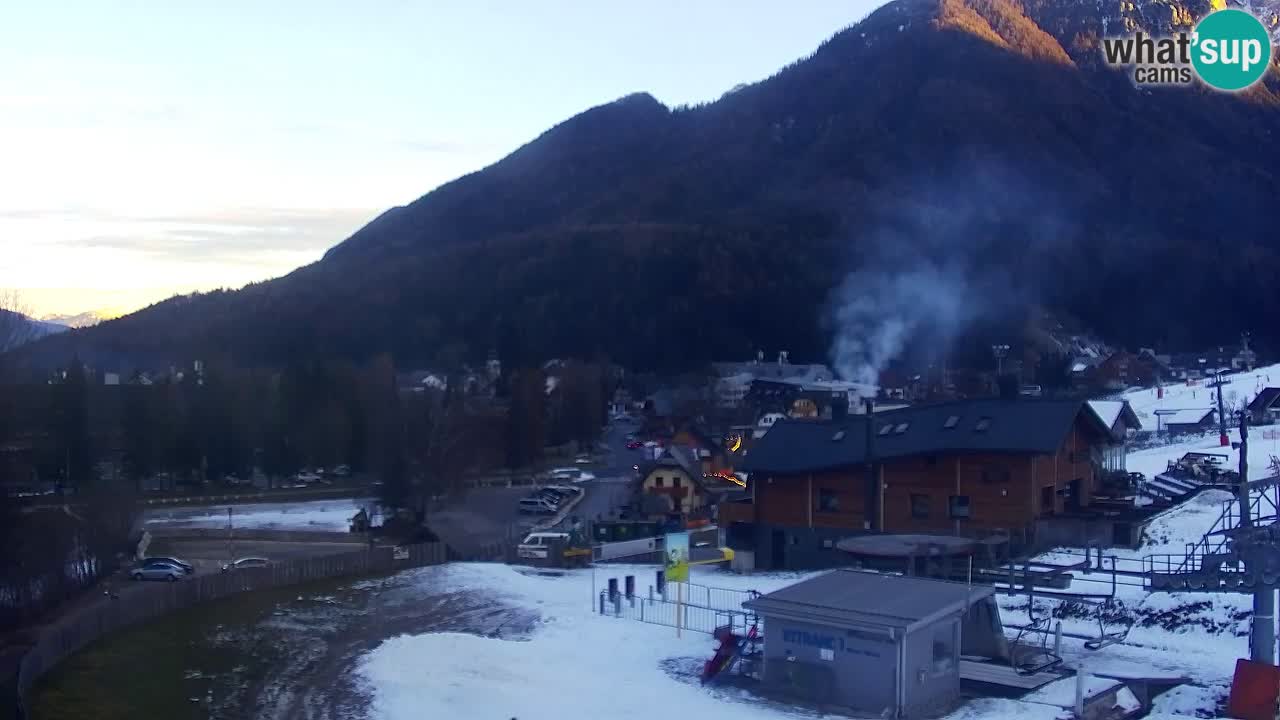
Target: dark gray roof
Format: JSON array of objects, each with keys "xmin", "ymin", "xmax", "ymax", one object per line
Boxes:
[
  {"xmin": 740, "ymin": 398, "xmax": 1106, "ymax": 474},
  {"xmin": 1248, "ymin": 388, "xmax": 1280, "ymax": 413},
  {"xmin": 743, "ymin": 570, "xmax": 993, "ymax": 633}
]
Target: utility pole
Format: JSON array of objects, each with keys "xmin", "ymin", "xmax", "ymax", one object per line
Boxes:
[
  {"xmin": 1237, "ymin": 412, "xmax": 1276, "ymax": 665},
  {"xmin": 1211, "ymin": 369, "xmax": 1229, "ymax": 447}
]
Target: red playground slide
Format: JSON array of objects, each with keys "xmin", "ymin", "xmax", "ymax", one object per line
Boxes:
[{"xmin": 701, "ymin": 623, "xmax": 758, "ymax": 684}]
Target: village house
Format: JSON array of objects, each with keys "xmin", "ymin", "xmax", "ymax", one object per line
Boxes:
[
  {"xmin": 1086, "ymin": 400, "xmax": 1142, "ymax": 474},
  {"xmin": 637, "ymin": 445, "xmax": 743, "ymax": 520},
  {"xmin": 1088, "ymin": 351, "xmax": 1160, "ymax": 391},
  {"xmin": 1155, "ymin": 408, "xmax": 1218, "ymax": 435},
  {"xmin": 725, "ymin": 399, "xmax": 1115, "ymax": 570},
  {"xmin": 1247, "ymin": 387, "xmax": 1280, "ymax": 426}
]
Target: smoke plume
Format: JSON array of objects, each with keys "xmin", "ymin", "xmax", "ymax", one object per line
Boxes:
[
  {"xmin": 825, "ymin": 164, "xmax": 1074, "ymax": 387},
  {"xmin": 829, "ymin": 264, "xmax": 972, "ymax": 386}
]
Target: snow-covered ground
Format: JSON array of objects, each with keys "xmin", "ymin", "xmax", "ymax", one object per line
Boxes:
[
  {"xmin": 356, "ymin": 563, "xmax": 1242, "ymax": 720},
  {"xmin": 143, "ymin": 497, "xmax": 378, "ymax": 532},
  {"xmin": 351, "ymin": 375, "xmax": 1280, "ymax": 720},
  {"xmin": 1121, "ymin": 363, "xmax": 1280, "ymax": 436},
  {"xmin": 1126, "ymin": 425, "xmax": 1280, "ymax": 484}
]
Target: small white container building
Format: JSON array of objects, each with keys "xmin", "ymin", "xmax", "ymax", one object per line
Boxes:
[{"xmin": 743, "ymin": 570, "xmax": 995, "ymax": 718}]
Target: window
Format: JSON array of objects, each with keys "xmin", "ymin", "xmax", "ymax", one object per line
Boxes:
[
  {"xmin": 932, "ymin": 623, "xmax": 956, "ymax": 674},
  {"xmin": 817, "ymin": 488, "xmax": 840, "ymax": 512},
  {"xmin": 893, "ymin": 422, "xmax": 909, "ymax": 434},
  {"xmin": 832, "ymin": 430, "xmax": 846, "ymax": 441},
  {"xmin": 911, "ymin": 493, "xmax": 930, "ymax": 519},
  {"xmin": 949, "ymin": 495, "xmax": 971, "ymax": 519},
  {"xmin": 673, "ymin": 476, "xmax": 682, "ymax": 488},
  {"xmin": 943, "ymin": 415, "xmax": 960, "ymax": 429},
  {"xmin": 654, "ymin": 476, "xmax": 665, "ymax": 488},
  {"xmin": 974, "ymin": 417, "xmax": 992, "ymax": 432},
  {"xmin": 878, "ymin": 424, "xmax": 893, "ymax": 436}
]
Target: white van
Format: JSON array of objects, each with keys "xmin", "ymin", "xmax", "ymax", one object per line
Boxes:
[{"xmin": 518, "ymin": 532, "xmax": 570, "ymax": 559}]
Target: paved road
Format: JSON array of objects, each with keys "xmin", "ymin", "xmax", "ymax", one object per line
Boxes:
[{"xmin": 598, "ymin": 416, "xmax": 645, "ymax": 478}]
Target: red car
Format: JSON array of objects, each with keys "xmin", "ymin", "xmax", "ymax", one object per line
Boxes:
[{"xmin": 626, "ymin": 440, "xmax": 643, "ymax": 449}]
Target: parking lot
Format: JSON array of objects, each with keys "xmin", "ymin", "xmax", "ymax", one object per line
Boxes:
[{"xmin": 138, "ymin": 537, "xmax": 365, "ymax": 577}]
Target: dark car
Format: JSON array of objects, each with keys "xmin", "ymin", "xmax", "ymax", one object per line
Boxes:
[
  {"xmin": 142, "ymin": 556, "xmax": 194, "ymax": 574},
  {"xmin": 626, "ymin": 440, "xmax": 643, "ymax": 449}
]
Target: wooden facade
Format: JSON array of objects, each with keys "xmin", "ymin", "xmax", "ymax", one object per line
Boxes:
[
  {"xmin": 641, "ymin": 464, "xmax": 703, "ymax": 515},
  {"xmin": 743, "ymin": 413, "xmax": 1104, "ymax": 538}
]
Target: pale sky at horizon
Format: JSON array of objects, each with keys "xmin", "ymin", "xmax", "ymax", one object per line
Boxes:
[{"xmin": 1, "ymin": 1, "xmax": 884, "ymax": 318}]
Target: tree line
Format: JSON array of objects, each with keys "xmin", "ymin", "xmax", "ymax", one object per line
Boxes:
[{"xmin": 0, "ymin": 353, "xmax": 610, "ymax": 630}]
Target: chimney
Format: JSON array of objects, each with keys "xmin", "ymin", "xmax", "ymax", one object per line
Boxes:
[{"xmin": 864, "ymin": 398, "xmax": 878, "ymax": 532}]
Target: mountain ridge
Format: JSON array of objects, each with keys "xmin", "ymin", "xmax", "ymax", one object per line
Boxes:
[{"xmin": 7, "ymin": 0, "xmax": 1280, "ymax": 374}]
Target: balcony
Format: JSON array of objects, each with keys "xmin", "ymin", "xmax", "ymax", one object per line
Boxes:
[{"xmin": 717, "ymin": 499, "xmax": 756, "ymax": 525}]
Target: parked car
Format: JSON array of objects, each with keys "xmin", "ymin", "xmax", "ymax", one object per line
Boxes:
[
  {"xmin": 549, "ymin": 467, "xmax": 589, "ymax": 483},
  {"xmin": 141, "ymin": 556, "xmax": 194, "ymax": 574},
  {"xmin": 535, "ymin": 488, "xmax": 571, "ymax": 503},
  {"xmin": 332, "ymin": 464, "xmax": 351, "ymax": 477},
  {"xmin": 221, "ymin": 557, "xmax": 270, "ymax": 572},
  {"xmin": 130, "ymin": 561, "xmax": 186, "ymax": 582},
  {"xmin": 626, "ymin": 440, "xmax": 643, "ymax": 449},
  {"xmin": 294, "ymin": 471, "xmax": 321, "ymax": 484},
  {"xmin": 518, "ymin": 496, "xmax": 559, "ymax": 515},
  {"xmin": 544, "ymin": 484, "xmax": 582, "ymax": 497}
]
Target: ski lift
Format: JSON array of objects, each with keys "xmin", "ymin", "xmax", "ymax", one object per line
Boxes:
[
  {"xmin": 1010, "ymin": 604, "xmax": 1062, "ymax": 675},
  {"xmin": 1083, "ymin": 597, "xmax": 1132, "ymax": 651}
]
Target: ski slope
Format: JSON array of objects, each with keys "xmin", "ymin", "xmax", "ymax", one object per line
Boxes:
[
  {"xmin": 1126, "ymin": 426, "xmax": 1280, "ymax": 483},
  {"xmin": 1120, "ymin": 363, "xmax": 1280, "ymax": 434}
]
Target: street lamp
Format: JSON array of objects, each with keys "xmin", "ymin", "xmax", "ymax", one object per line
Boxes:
[{"xmin": 992, "ymin": 344, "xmax": 1011, "ymax": 376}]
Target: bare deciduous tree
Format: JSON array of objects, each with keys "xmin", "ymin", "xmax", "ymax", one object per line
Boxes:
[{"xmin": 0, "ymin": 288, "xmax": 37, "ymax": 353}]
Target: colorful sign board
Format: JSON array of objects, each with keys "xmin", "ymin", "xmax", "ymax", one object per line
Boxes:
[{"xmin": 664, "ymin": 531, "xmax": 689, "ymax": 583}]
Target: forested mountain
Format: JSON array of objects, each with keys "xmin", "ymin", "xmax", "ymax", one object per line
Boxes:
[
  {"xmin": 0, "ymin": 309, "xmax": 67, "ymax": 353},
  {"xmin": 9, "ymin": 0, "xmax": 1280, "ymax": 374}
]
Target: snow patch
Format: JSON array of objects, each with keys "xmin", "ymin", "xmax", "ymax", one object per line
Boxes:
[{"xmin": 143, "ymin": 497, "xmax": 376, "ymax": 532}]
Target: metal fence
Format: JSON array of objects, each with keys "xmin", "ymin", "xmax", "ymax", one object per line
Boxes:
[
  {"xmin": 9, "ymin": 542, "xmax": 446, "ymax": 714},
  {"xmin": 599, "ymin": 591, "xmax": 756, "ymax": 636},
  {"xmin": 596, "ymin": 580, "xmax": 761, "ymax": 636},
  {"xmin": 672, "ymin": 581, "xmax": 758, "ymax": 612}
]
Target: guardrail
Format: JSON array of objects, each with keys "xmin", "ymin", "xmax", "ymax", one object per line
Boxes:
[
  {"xmin": 9, "ymin": 542, "xmax": 446, "ymax": 715},
  {"xmin": 145, "ymin": 527, "xmax": 371, "ymax": 544}
]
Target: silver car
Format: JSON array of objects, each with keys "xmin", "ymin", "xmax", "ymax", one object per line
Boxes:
[
  {"xmin": 130, "ymin": 561, "xmax": 186, "ymax": 582},
  {"xmin": 221, "ymin": 557, "xmax": 269, "ymax": 572}
]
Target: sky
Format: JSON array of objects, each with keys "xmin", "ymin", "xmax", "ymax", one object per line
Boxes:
[{"xmin": 0, "ymin": 1, "xmax": 885, "ymax": 319}]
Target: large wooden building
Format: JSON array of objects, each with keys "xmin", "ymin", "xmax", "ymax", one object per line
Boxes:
[{"xmin": 728, "ymin": 399, "xmax": 1117, "ymax": 569}]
